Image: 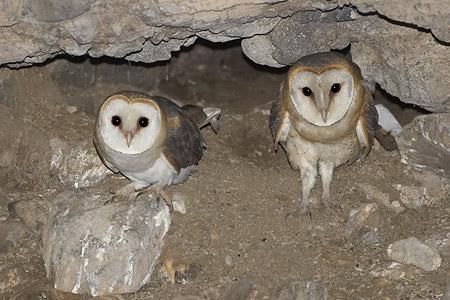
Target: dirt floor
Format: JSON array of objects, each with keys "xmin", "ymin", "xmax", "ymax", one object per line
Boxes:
[{"xmin": 0, "ymin": 42, "xmax": 448, "ymax": 299}]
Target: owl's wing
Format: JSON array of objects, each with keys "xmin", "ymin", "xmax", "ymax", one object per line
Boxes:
[
  {"xmin": 155, "ymin": 97, "xmax": 204, "ymax": 174},
  {"xmin": 269, "ymin": 81, "xmax": 291, "ymax": 150},
  {"xmin": 356, "ymin": 84, "xmax": 379, "ymax": 159}
]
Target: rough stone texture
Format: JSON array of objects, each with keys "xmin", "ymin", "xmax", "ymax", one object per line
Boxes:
[
  {"xmin": 387, "ymin": 237, "xmax": 442, "ymax": 272},
  {"xmin": 425, "ymin": 233, "xmax": 450, "ymax": 258},
  {"xmin": 43, "ymin": 189, "xmax": 171, "ymax": 296},
  {"xmin": 0, "ymin": 220, "xmax": 27, "ymax": 253},
  {"xmin": 244, "ymin": 11, "xmax": 449, "ymax": 112},
  {"xmin": 344, "ymin": 203, "xmax": 380, "ymax": 239},
  {"xmin": 356, "ymin": 183, "xmax": 405, "ymax": 213},
  {"xmin": 7, "ymin": 195, "xmax": 46, "ymax": 234},
  {"xmin": 0, "ymin": 1, "xmax": 448, "ymax": 112},
  {"xmin": 394, "ymin": 185, "xmax": 426, "ymax": 209},
  {"xmin": 49, "ymin": 137, "xmax": 111, "ymax": 189},
  {"xmin": 396, "ymin": 113, "xmax": 450, "ymax": 178}
]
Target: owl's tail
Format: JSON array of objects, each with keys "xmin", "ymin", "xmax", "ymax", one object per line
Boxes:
[{"xmin": 181, "ymin": 105, "xmax": 221, "ymax": 133}]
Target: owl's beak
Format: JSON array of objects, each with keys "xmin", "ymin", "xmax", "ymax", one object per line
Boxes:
[
  {"xmin": 124, "ymin": 131, "xmax": 135, "ymax": 147},
  {"xmin": 320, "ymin": 109, "xmax": 328, "ymax": 123}
]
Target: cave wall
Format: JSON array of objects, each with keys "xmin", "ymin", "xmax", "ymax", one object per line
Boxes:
[{"xmin": 0, "ymin": 0, "xmax": 449, "ymax": 111}]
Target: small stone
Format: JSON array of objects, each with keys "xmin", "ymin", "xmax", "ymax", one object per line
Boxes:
[
  {"xmin": 387, "ymin": 237, "xmax": 442, "ymax": 271},
  {"xmin": 43, "ymin": 189, "xmax": 170, "ymax": 296},
  {"xmin": 361, "ymin": 230, "xmax": 382, "ymax": 246},
  {"xmin": 224, "ymin": 255, "xmax": 233, "ymax": 266},
  {"xmin": 344, "ymin": 203, "xmax": 380, "ymax": 239},
  {"xmin": 395, "ymin": 185, "xmax": 426, "ymax": 209},
  {"xmin": 277, "ymin": 281, "xmax": 328, "ymax": 300},
  {"xmin": 159, "ymin": 258, "xmax": 200, "ymax": 285},
  {"xmin": 172, "ymin": 193, "xmax": 187, "ymax": 214},
  {"xmin": 66, "ymin": 106, "xmax": 78, "ymax": 114},
  {"xmin": 357, "ymin": 183, "xmax": 400, "ymax": 212}
]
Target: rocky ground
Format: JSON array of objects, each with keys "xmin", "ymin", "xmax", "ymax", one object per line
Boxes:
[{"xmin": 0, "ymin": 43, "xmax": 449, "ymax": 299}]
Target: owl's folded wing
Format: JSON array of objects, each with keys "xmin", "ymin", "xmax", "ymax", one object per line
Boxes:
[
  {"xmin": 160, "ymin": 101, "xmax": 205, "ymax": 174},
  {"xmin": 269, "ymin": 81, "xmax": 291, "ymax": 151},
  {"xmin": 356, "ymin": 85, "xmax": 379, "ymax": 159}
]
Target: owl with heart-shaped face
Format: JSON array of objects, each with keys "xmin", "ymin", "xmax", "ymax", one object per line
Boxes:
[
  {"xmin": 269, "ymin": 52, "xmax": 380, "ymax": 214},
  {"xmin": 94, "ymin": 91, "xmax": 221, "ymax": 207}
]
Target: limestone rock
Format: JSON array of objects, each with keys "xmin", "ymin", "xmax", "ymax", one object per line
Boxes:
[
  {"xmin": 49, "ymin": 137, "xmax": 111, "ymax": 189},
  {"xmin": 387, "ymin": 237, "xmax": 442, "ymax": 271},
  {"xmin": 0, "ymin": 0, "xmax": 22, "ymax": 26},
  {"xmin": 394, "ymin": 185, "xmax": 426, "ymax": 209},
  {"xmin": 344, "ymin": 203, "xmax": 380, "ymax": 239},
  {"xmin": 43, "ymin": 189, "xmax": 171, "ymax": 296},
  {"xmin": 357, "ymin": 183, "xmax": 404, "ymax": 213},
  {"xmin": 0, "ymin": 1, "xmax": 448, "ymax": 112},
  {"xmin": 396, "ymin": 113, "xmax": 450, "ymax": 178},
  {"xmin": 26, "ymin": 0, "xmax": 94, "ymax": 22}
]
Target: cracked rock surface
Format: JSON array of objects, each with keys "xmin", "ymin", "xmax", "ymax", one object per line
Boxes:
[
  {"xmin": 43, "ymin": 189, "xmax": 171, "ymax": 296},
  {"xmin": 0, "ymin": 0, "xmax": 448, "ymax": 111}
]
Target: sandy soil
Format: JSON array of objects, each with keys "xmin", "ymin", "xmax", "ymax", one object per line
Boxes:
[{"xmin": 0, "ymin": 43, "xmax": 448, "ymax": 299}]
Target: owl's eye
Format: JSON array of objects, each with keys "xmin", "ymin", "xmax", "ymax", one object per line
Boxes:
[
  {"xmin": 331, "ymin": 83, "xmax": 341, "ymax": 93},
  {"xmin": 111, "ymin": 115, "xmax": 121, "ymax": 126},
  {"xmin": 138, "ymin": 117, "xmax": 149, "ymax": 128},
  {"xmin": 302, "ymin": 87, "xmax": 312, "ymax": 97}
]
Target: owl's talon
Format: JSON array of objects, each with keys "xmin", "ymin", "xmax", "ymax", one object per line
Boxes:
[
  {"xmin": 158, "ymin": 189, "xmax": 173, "ymax": 212},
  {"xmin": 319, "ymin": 195, "xmax": 330, "ymax": 209},
  {"xmin": 299, "ymin": 201, "xmax": 311, "ymax": 216},
  {"xmin": 142, "ymin": 185, "xmax": 173, "ymax": 212}
]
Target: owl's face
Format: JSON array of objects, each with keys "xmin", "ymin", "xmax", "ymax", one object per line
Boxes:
[
  {"xmin": 289, "ymin": 67, "xmax": 354, "ymax": 126},
  {"xmin": 97, "ymin": 96, "xmax": 161, "ymax": 154}
]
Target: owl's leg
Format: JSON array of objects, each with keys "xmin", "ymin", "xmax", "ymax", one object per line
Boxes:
[
  {"xmin": 318, "ymin": 161, "xmax": 334, "ymax": 208},
  {"xmin": 108, "ymin": 182, "xmax": 143, "ymax": 204},
  {"xmin": 299, "ymin": 163, "xmax": 317, "ymax": 214},
  {"xmin": 139, "ymin": 184, "xmax": 173, "ymax": 212}
]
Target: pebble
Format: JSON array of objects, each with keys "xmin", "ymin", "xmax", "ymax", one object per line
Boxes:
[
  {"xmin": 224, "ymin": 255, "xmax": 233, "ymax": 266},
  {"xmin": 344, "ymin": 203, "xmax": 380, "ymax": 239},
  {"xmin": 172, "ymin": 193, "xmax": 187, "ymax": 214},
  {"xmin": 387, "ymin": 237, "xmax": 442, "ymax": 271},
  {"xmin": 395, "ymin": 184, "xmax": 426, "ymax": 209}
]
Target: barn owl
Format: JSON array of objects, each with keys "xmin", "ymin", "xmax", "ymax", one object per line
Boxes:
[
  {"xmin": 269, "ymin": 52, "xmax": 381, "ymax": 214},
  {"xmin": 94, "ymin": 91, "xmax": 221, "ymax": 208}
]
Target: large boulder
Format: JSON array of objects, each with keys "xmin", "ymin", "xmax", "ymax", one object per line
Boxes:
[
  {"xmin": 0, "ymin": 1, "xmax": 448, "ymax": 111},
  {"xmin": 43, "ymin": 189, "xmax": 171, "ymax": 296}
]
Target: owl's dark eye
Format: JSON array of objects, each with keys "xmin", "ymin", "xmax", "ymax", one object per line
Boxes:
[
  {"xmin": 111, "ymin": 115, "xmax": 121, "ymax": 126},
  {"xmin": 302, "ymin": 87, "xmax": 312, "ymax": 97},
  {"xmin": 138, "ymin": 117, "xmax": 149, "ymax": 128},
  {"xmin": 331, "ymin": 83, "xmax": 341, "ymax": 93}
]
